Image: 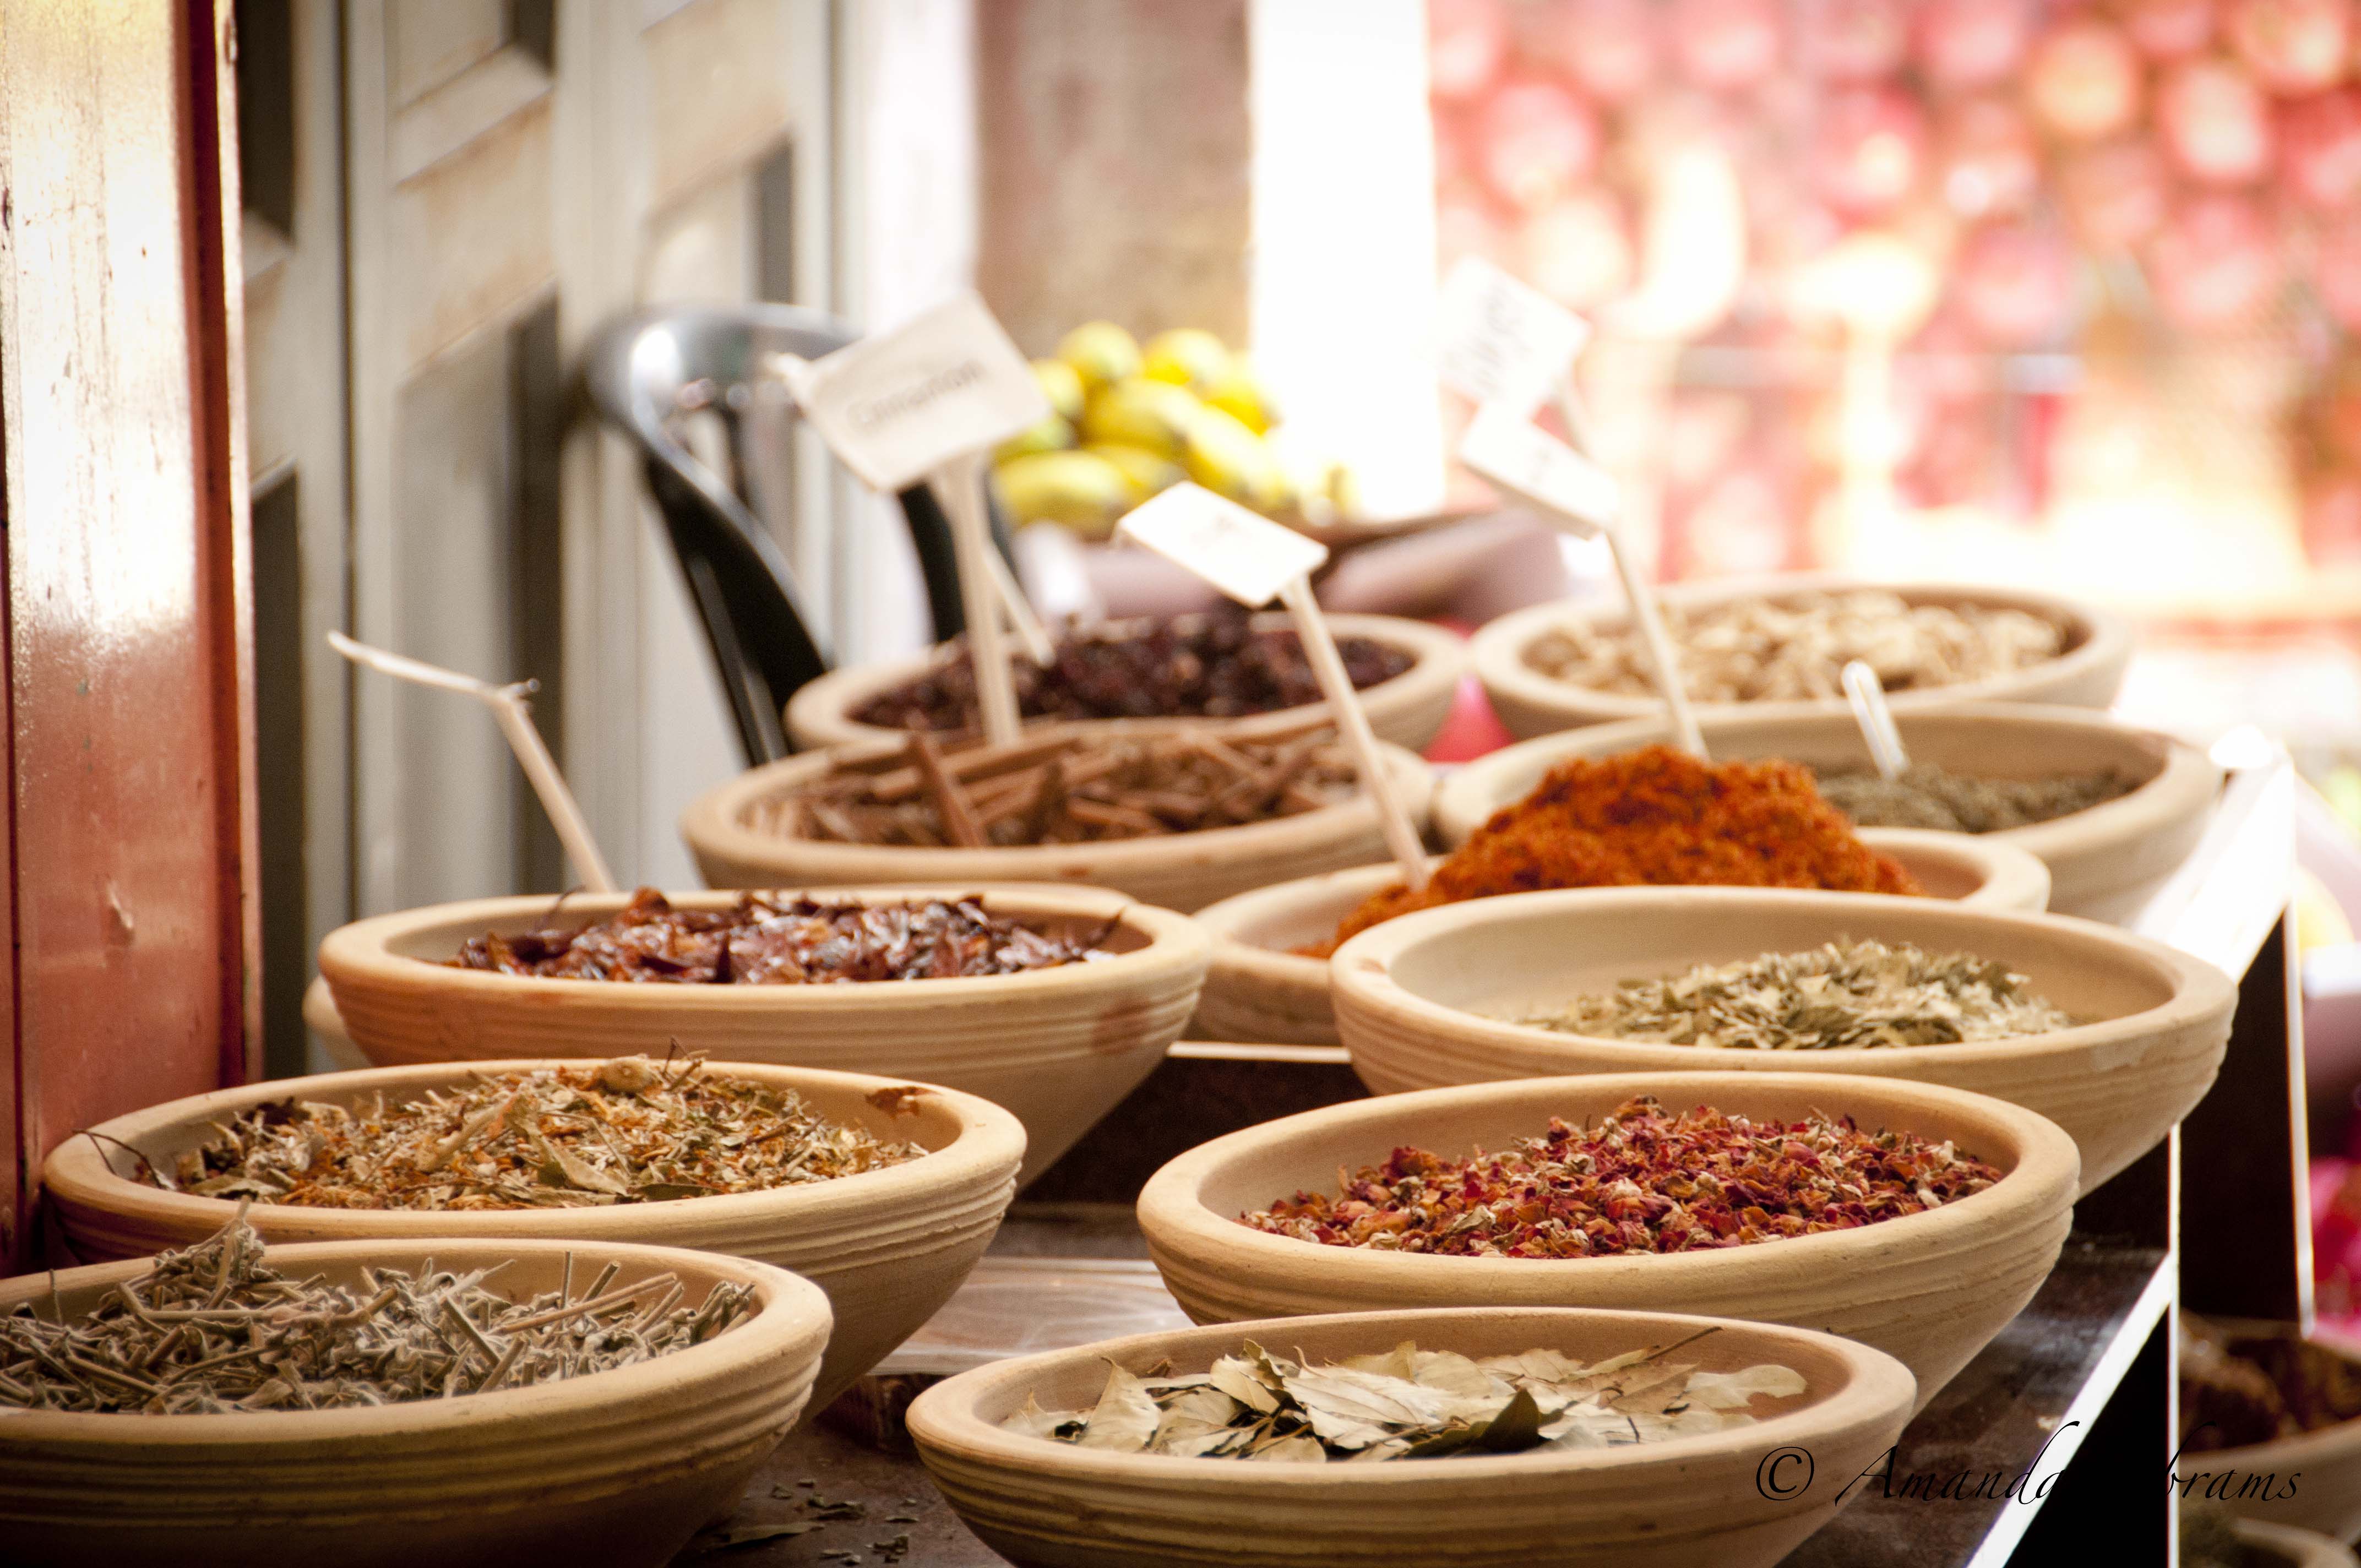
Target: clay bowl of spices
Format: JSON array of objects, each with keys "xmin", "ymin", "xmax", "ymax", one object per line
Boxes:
[
  {"xmin": 1187, "ymin": 742, "xmax": 2048, "ymax": 1047},
  {"xmin": 41, "ymin": 1058, "xmax": 1025, "ymax": 1409},
  {"xmin": 2180, "ymin": 1315, "xmax": 2361, "ymax": 1543},
  {"xmin": 904, "ymin": 1304, "xmax": 1914, "ymax": 1568},
  {"xmin": 1136, "ymin": 1071, "xmax": 2077, "ymax": 1410},
  {"xmin": 680, "ymin": 721, "xmax": 1435, "ymax": 914},
  {"xmin": 1434, "ymin": 703, "xmax": 2220, "ymax": 923},
  {"xmin": 1470, "ymin": 575, "xmax": 2130, "ymax": 741},
  {"xmin": 0, "ymin": 1225, "xmax": 830, "ymax": 1568},
  {"xmin": 787, "ymin": 607, "xmax": 1468, "ymax": 753},
  {"xmin": 1330, "ymin": 887, "xmax": 2233, "ymax": 1197},
  {"xmin": 317, "ymin": 885, "xmax": 1207, "ymax": 1185}
]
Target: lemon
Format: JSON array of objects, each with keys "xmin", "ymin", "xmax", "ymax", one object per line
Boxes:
[
  {"xmin": 1140, "ymin": 328, "xmax": 1233, "ymax": 393},
  {"xmin": 1182, "ymin": 405, "xmax": 1292, "ymax": 514},
  {"xmin": 992, "ymin": 450, "xmax": 1135, "ymax": 540},
  {"xmin": 1056, "ymin": 321, "xmax": 1141, "ymax": 398},
  {"xmin": 1203, "ymin": 363, "xmax": 1277, "ymax": 434},
  {"xmin": 1079, "ymin": 377, "xmax": 1202, "ymax": 460},
  {"xmin": 994, "ymin": 413, "xmax": 1076, "ymax": 464},
  {"xmin": 1086, "ymin": 443, "xmax": 1185, "ymax": 499},
  {"xmin": 1031, "ymin": 358, "xmax": 1086, "ymax": 423}
]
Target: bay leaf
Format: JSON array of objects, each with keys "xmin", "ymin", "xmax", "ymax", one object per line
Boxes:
[
  {"xmin": 1245, "ymin": 1431, "xmax": 1327, "ymax": 1464},
  {"xmin": 1683, "ymin": 1363, "xmax": 1807, "ymax": 1410},
  {"xmin": 1206, "ymin": 1357, "xmax": 1281, "ymax": 1414},
  {"xmin": 1000, "ymin": 1392, "xmax": 1070, "ymax": 1441},
  {"xmin": 1074, "ymin": 1364, "xmax": 1161, "ymax": 1451}
]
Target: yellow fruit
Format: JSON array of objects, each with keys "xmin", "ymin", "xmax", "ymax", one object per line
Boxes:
[
  {"xmin": 1079, "ymin": 377, "xmax": 1202, "ymax": 460},
  {"xmin": 1203, "ymin": 365, "xmax": 1276, "ymax": 434},
  {"xmin": 1086, "ymin": 443, "xmax": 1185, "ymax": 499},
  {"xmin": 994, "ymin": 414, "xmax": 1076, "ymax": 464},
  {"xmin": 1326, "ymin": 461, "xmax": 1363, "ymax": 520},
  {"xmin": 991, "ymin": 450, "xmax": 1135, "ymax": 540},
  {"xmin": 1182, "ymin": 405, "xmax": 1292, "ymax": 514},
  {"xmin": 1031, "ymin": 358, "xmax": 1086, "ymax": 423},
  {"xmin": 1140, "ymin": 328, "xmax": 1233, "ymax": 393},
  {"xmin": 1056, "ymin": 322, "xmax": 1141, "ymax": 398}
]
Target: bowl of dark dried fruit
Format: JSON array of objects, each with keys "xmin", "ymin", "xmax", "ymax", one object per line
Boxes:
[
  {"xmin": 0, "ymin": 1221, "xmax": 830, "ymax": 1568},
  {"xmin": 1470, "ymin": 576, "xmax": 2130, "ymax": 741},
  {"xmin": 1136, "ymin": 1070, "xmax": 2079, "ymax": 1410},
  {"xmin": 41, "ymin": 1057, "xmax": 1025, "ymax": 1409},
  {"xmin": 903, "ymin": 1304, "xmax": 1914, "ymax": 1567},
  {"xmin": 785, "ymin": 607, "xmax": 1468, "ymax": 753},
  {"xmin": 1433, "ymin": 704, "xmax": 2219, "ymax": 923},
  {"xmin": 2179, "ymin": 1315, "xmax": 2361, "ymax": 1543},
  {"xmin": 680, "ymin": 721, "xmax": 1435, "ymax": 914},
  {"xmin": 1329, "ymin": 887, "xmax": 2233, "ymax": 1196},
  {"xmin": 316, "ymin": 885, "xmax": 1208, "ymax": 1184}
]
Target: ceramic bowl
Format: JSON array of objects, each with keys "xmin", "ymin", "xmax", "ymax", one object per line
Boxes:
[
  {"xmin": 2192, "ymin": 1324, "xmax": 2361, "ymax": 1543},
  {"xmin": 1469, "ymin": 575, "xmax": 2131, "ymax": 741},
  {"xmin": 906, "ymin": 1305, "xmax": 1916, "ymax": 1568},
  {"xmin": 1331, "ymin": 887, "xmax": 2232, "ymax": 1196},
  {"xmin": 317, "ymin": 885, "xmax": 1208, "ymax": 1185},
  {"xmin": 0, "ymin": 1237, "xmax": 829, "ymax": 1568},
  {"xmin": 40, "ymin": 1060, "xmax": 1025, "ymax": 1410},
  {"xmin": 1433, "ymin": 703, "xmax": 2220, "ymax": 923},
  {"xmin": 1187, "ymin": 829, "xmax": 2048, "ymax": 1048},
  {"xmin": 1136, "ymin": 1070, "xmax": 2079, "ymax": 1409},
  {"xmin": 679, "ymin": 727, "xmax": 1435, "ymax": 914},
  {"xmin": 2235, "ymin": 1521, "xmax": 2361, "ymax": 1566},
  {"xmin": 786, "ymin": 611, "xmax": 1469, "ymax": 753}
]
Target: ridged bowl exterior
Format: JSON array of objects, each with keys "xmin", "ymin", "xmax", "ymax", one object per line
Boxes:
[
  {"xmin": 1330, "ymin": 888, "xmax": 2234, "ymax": 1197},
  {"xmin": 785, "ymin": 611, "xmax": 1470, "ymax": 754},
  {"xmin": 907, "ymin": 1306, "xmax": 1916, "ymax": 1567},
  {"xmin": 40, "ymin": 1061, "xmax": 1024, "ymax": 1409},
  {"xmin": 1135, "ymin": 1071, "xmax": 2080, "ymax": 1412},
  {"xmin": 317, "ymin": 885, "xmax": 1209, "ymax": 1185},
  {"xmin": 0, "ymin": 1238, "xmax": 829, "ymax": 1568}
]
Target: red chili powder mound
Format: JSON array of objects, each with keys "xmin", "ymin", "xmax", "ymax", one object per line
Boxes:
[{"xmin": 1313, "ymin": 745, "xmax": 1921, "ymax": 955}]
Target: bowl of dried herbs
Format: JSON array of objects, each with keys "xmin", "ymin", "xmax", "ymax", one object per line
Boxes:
[
  {"xmin": 316, "ymin": 884, "xmax": 1209, "ymax": 1184},
  {"xmin": 1432, "ymin": 702, "xmax": 2219, "ymax": 922},
  {"xmin": 0, "ymin": 1218, "xmax": 830, "ymax": 1567},
  {"xmin": 903, "ymin": 1304, "xmax": 1913, "ymax": 1567},
  {"xmin": 1136, "ymin": 1069, "xmax": 2080, "ymax": 1411},
  {"xmin": 41, "ymin": 1055, "xmax": 1025, "ymax": 1410},
  {"xmin": 1328, "ymin": 885, "xmax": 2235, "ymax": 1196}
]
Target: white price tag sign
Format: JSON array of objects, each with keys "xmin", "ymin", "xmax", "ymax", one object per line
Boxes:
[
  {"xmin": 789, "ymin": 293, "xmax": 1049, "ymax": 492},
  {"xmin": 1116, "ymin": 483, "xmax": 1330, "ymax": 608},
  {"xmin": 1457, "ymin": 400, "xmax": 1621, "ymax": 537},
  {"xmin": 1437, "ymin": 257, "xmax": 1593, "ymax": 417}
]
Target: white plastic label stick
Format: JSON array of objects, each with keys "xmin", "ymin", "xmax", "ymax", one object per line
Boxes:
[
  {"xmin": 328, "ymin": 633, "xmax": 617, "ymax": 892},
  {"xmin": 1277, "ymin": 576, "xmax": 1431, "ymax": 890},
  {"xmin": 929, "ymin": 450, "xmax": 1024, "ymax": 747},
  {"xmin": 1841, "ymin": 660, "xmax": 1911, "ymax": 782},
  {"xmin": 1437, "ymin": 257, "xmax": 1594, "ymax": 418},
  {"xmin": 982, "ymin": 537, "xmax": 1056, "ymax": 666}
]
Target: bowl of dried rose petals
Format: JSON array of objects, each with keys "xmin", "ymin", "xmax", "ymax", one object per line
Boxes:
[
  {"xmin": 0, "ymin": 1222, "xmax": 829, "ymax": 1567},
  {"xmin": 316, "ymin": 884, "xmax": 1208, "ymax": 1184},
  {"xmin": 1470, "ymin": 574, "xmax": 2129, "ymax": 742},
  {"xmin": 904, "ymin": 1304, "xmax": 1914, "ymax": 1568},
  {"xmin": 1329, "ymin": 886, "xmax": 2234, "ymax": 1195},
  {"xmin": 41, "ymin": 1056, "xmax": 1025, "ymax": 1409},
  {"xmin": 1136, "ymin": 1070, "xmax": 2079, "ymax": 1412}
]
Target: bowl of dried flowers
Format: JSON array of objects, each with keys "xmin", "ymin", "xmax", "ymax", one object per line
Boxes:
[
  {"xmin": 679, "ymin": 721, "xmax": 1435, "ymax": 915},
  {"xmin": 1135, "ymin": 1070, "xmax": 2078, "ymax": 1410},
  {"xmin": 1184, "ymin": 742, "xmax": 2049, "ymax": 1048},
  {"xmin": 316, "ymin": 885, "xmax": 1207, "ymax": 1185},
  {"xmin": 0, "ymin": 1219, "xmax": 829, "ymax": 1567},
  {"xmin": 1433, "ymin": 704, "xmax": 2219, "ymax": 923},
  {"xmin": 1469, "ymin": 575, "xmax": 2130, "ymax": 742},
  {"xmin": 41, "ymin": 1057, "xmax": 1024, "ymax": 1409},
  {"xmin": 1330, "ymin": 888, "xmax": 2232, "ymax": 1197},
  {"xmin": 2180, "ymin": 1315, "xmax": 2361, "ymax": 1544},
  {"xmin": 785, "ymin": 607, "xmax": 1468, "ymax": 753},
  {"xmin": 904, "ymin": 1305, "xmax": 1914, "ymax": 1568}
]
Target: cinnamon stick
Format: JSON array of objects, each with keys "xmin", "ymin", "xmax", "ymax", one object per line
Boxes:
[{"xmin": 906, "ymin": 732, "xmax": 986, "ymax": 848}]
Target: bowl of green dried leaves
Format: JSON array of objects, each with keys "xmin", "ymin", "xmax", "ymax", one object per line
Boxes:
[
  {"xmin": 904, "ymin": 1304, "xmax": 1914, "ymax": 1567},
  {"xmin": 0, "ymin": 1218, "xmax": 830, "ymax": 1568},
  {"xmin": 1330, "ymin": 885, "xmax": 2235, "ymax": 1196},
  {"xmin": 41, "ymin": 1056, "xmax": 1025, "ymax": 1412}
]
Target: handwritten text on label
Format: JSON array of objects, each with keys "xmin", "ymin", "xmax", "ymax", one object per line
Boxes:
[
  {"xmin": 1457, "ymin": 401, "xmax": 1621, "ymax": 538},
  {"xmin": 1116, "ymin": 483, "xmax": 1331, "ymax": 608},
  {"xmin": 1437, "ymin": 257, "xmax": 1594, "ymax": 417}
]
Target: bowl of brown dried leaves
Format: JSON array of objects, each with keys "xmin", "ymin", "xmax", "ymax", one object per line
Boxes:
[
  {"xmin": 904, "ymin": 1304, "xmax": 1913, "ymax": 1567},
  {"xmin": 41, "ymin": 1055, "xmax": 1025, "ymax": 1409},
  {"xmin": 0, "ymin": 1219, "xmax": 829, "ymax": 1567},
  {"xmin": 1137, "ymin": 1069, "xmax": 2079, "ymax": 1412},
  {"xmin": 316, "ymin": 884, "xmax": 1209, "ymax": 1185},
  {"xmin": 1329, "ymin": 886, "xmax": 2235, "ymax": 1196}
]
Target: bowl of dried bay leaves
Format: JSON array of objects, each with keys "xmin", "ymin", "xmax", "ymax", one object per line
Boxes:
[
  {"xmin": 904, "ymin": 1304, "xmax": 1914, "ymax": 1567},
  {"xmin": 41, "ymin": 1057, "xmax": 1025, "ymax": 1410}
]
